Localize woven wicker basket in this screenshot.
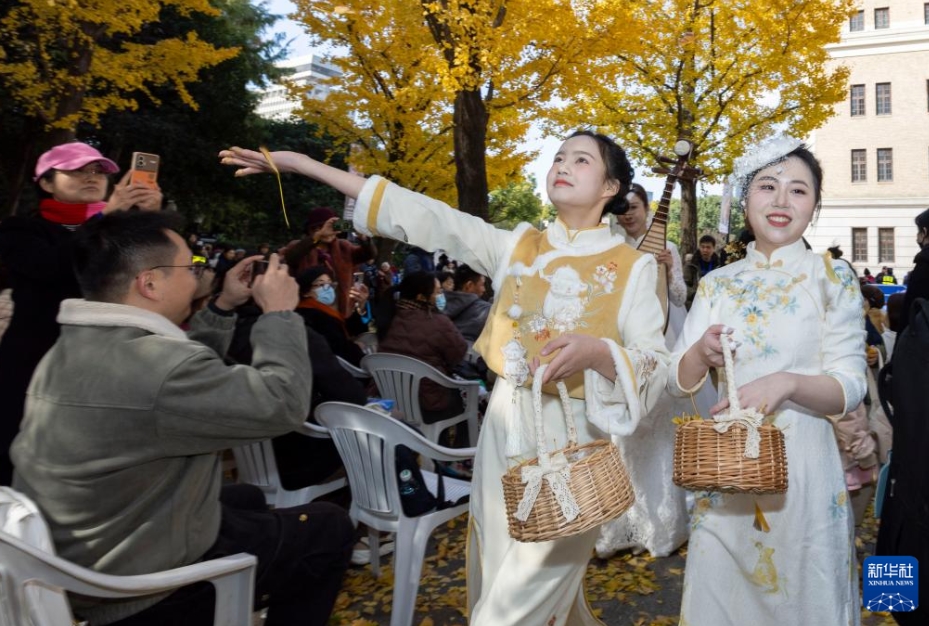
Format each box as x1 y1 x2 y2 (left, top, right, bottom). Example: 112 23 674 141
672 421 788 494
502 365 635 543
671 334 788 495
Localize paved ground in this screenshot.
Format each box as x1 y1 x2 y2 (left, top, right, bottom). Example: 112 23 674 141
327 499 898 626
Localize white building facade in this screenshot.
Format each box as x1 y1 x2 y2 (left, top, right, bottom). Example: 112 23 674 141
254 54 341 121
806 0 929 279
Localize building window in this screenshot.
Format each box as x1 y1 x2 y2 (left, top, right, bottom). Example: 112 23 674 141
850 84 865 116
877 148 893 182
850 10 864 31
925 3 929 25
879 228 895 263
852 228 868 263
876 83 891 115
875 7 889 29
851 149 867 182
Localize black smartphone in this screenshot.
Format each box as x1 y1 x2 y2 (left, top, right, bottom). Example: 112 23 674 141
333 219 353 233
249 259 269 287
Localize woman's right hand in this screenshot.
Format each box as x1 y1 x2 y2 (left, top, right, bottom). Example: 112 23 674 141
251 253 299 313
218 147 309 177
677 324 736 390
105 171 163 212
692 324 734 369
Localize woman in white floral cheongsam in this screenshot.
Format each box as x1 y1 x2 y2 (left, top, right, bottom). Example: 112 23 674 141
671 135 867 626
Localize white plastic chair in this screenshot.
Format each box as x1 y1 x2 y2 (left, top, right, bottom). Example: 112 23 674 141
231 421 347 509
356 331 379 355
337 356 371 380
361 353 480 448
0 488 256 626
315 402 473 626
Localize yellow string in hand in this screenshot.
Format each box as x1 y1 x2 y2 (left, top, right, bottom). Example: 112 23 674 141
259 147 290 229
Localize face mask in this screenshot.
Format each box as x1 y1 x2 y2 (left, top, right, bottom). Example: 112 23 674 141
434 293 447 311
314 284 336 306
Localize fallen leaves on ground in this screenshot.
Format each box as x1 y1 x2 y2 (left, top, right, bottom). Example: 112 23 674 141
329 500 896 625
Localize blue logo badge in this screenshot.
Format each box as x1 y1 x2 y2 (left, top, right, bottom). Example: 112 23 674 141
863 556 918 612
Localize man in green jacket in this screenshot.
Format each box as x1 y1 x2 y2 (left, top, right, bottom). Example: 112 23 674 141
11 210 353 626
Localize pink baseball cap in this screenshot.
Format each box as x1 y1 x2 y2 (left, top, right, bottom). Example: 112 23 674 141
34 142 120 181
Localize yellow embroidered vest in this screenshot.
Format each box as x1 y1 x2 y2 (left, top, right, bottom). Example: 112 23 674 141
475 227 642 399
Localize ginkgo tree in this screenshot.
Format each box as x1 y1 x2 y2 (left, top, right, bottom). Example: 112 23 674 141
556 0 854 257
0 0 238 141
292 0 640 219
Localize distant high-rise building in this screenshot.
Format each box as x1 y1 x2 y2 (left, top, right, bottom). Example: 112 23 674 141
255 54 341 121
806 1 929 276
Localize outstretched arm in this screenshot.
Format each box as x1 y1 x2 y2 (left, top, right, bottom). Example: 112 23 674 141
219 148 366 199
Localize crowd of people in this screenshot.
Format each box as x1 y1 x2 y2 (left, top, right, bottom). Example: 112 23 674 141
0 131 925 626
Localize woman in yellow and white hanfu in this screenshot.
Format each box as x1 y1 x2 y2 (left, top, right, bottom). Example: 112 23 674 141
220 131 669 626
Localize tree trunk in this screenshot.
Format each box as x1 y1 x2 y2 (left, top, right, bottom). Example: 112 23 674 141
679 177 698 261
1 117 46 217
452 89 489 221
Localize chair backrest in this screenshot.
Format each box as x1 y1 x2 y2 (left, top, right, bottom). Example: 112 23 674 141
0 488 77 625
337 356 371 380
0 487 54 553
362 353 452 429
231 423 344 509
315 402 407 529
231 440 283 498
356 332 379 355
0 489 257 626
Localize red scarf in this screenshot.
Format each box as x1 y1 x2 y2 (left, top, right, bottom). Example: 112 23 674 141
38 198 106 225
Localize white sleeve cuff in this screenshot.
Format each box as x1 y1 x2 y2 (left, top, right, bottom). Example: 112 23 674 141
584 338 647 437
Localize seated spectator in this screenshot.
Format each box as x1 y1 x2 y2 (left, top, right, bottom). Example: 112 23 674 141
11 210 352 626
228 304 366 490
295 267 368 366
376 271 468 425
283 207 377 318
443 264 491 342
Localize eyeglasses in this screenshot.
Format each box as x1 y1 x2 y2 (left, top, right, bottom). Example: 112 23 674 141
58 165 109 178
149 264 210 278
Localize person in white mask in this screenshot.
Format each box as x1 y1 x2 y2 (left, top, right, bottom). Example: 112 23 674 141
295 266 368 366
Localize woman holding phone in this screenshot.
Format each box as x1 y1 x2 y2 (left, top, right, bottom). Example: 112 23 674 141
295 266 368 366
0 142 162 485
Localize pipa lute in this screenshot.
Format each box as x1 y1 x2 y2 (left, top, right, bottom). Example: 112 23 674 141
639 139 701 329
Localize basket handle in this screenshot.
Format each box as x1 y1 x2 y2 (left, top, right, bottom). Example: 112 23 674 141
720 332 741 412
531 364 577 467
714 332 765 459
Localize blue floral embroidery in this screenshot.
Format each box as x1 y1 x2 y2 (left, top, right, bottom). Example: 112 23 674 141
830 490 848 520
691 491 723 530
703 272 806 358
